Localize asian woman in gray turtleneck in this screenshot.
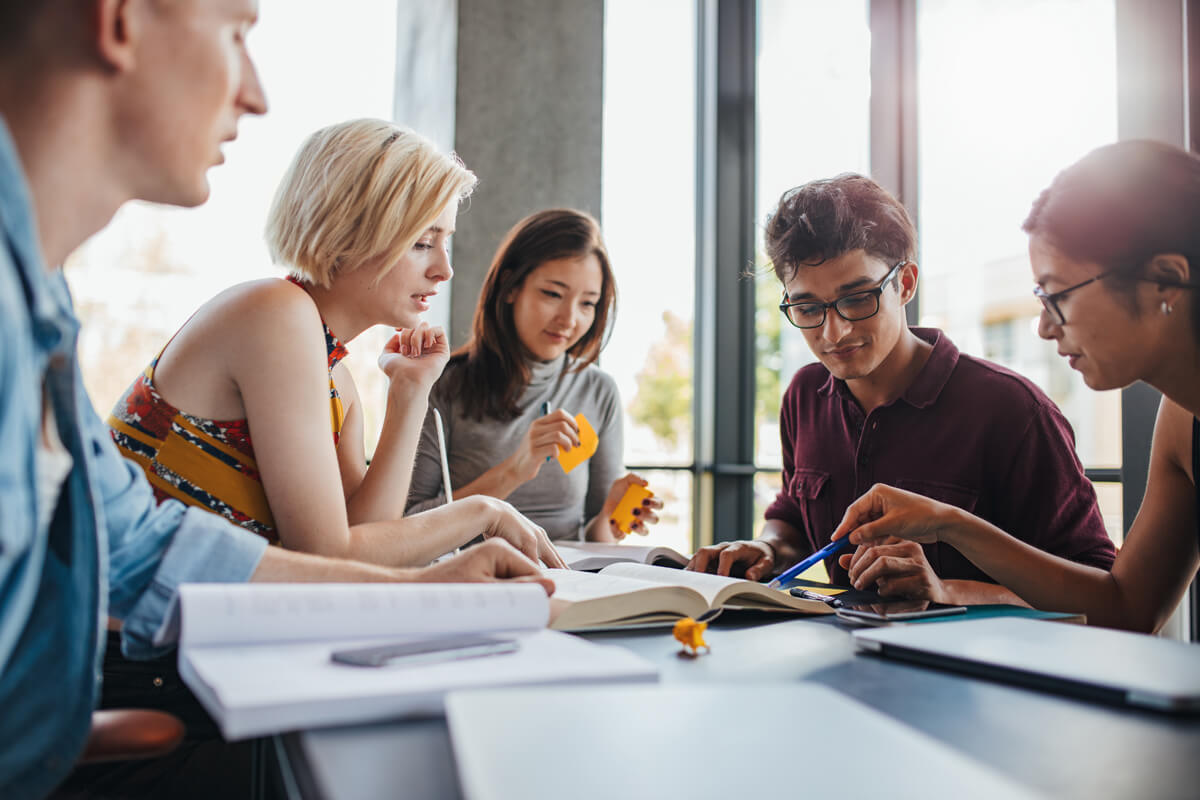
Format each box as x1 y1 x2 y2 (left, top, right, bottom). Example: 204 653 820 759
406 209 662 542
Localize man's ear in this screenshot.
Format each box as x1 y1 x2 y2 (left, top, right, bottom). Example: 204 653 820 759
898 261 920 304
93 0 139 72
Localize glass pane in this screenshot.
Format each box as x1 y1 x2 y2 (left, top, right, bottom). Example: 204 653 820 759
630 470 694 558
1093 481 1125 548
754 0 871 468
916 0 1120 469
68 0 401 457
602 0 696 468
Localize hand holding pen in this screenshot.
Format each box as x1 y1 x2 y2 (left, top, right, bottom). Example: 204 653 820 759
766 537 854 589
504 401 580 484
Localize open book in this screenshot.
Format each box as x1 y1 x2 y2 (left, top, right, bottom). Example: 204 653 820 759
175 583 658 740
554 541 690 570
546 563 835 631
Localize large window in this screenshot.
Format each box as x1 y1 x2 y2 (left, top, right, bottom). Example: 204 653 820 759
915 0 1123 541
602 0 1151 560
754 0 871 534
602 0 697 556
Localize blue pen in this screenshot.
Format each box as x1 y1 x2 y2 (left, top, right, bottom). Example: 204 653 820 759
766 537 853 590
539 401 552 462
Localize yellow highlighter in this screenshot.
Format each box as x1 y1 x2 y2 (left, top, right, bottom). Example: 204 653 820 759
556 413 598 474
609 484 654 535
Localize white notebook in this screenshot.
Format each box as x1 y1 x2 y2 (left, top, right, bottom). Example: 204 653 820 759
174 582 658 740
447 684 1037 799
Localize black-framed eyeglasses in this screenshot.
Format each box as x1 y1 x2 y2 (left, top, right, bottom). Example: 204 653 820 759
1032 269 1120 326
779 260 907 329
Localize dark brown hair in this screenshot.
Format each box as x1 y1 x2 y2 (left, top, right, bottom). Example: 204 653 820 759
764 173 916 283
1023 139 1200 341
448 208 616 421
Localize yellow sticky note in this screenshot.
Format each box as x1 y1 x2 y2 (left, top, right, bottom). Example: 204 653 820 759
556 414 598 474
609 484 653 535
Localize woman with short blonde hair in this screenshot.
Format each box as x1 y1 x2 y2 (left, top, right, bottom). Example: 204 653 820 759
108 118 564 567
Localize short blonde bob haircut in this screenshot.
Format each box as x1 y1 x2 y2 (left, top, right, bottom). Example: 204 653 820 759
266 119 477 287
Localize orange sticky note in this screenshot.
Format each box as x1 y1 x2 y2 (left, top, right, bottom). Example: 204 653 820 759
609 484 653 535
556 413 598 474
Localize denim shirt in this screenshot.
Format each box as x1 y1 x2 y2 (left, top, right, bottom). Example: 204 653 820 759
0 118 268 799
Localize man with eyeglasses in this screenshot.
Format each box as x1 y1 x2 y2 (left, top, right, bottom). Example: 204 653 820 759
688 173 1116 604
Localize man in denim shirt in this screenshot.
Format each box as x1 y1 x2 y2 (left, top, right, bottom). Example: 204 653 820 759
0 3 551 797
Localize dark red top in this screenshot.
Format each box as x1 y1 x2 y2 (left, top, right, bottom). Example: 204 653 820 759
765 327 1117 586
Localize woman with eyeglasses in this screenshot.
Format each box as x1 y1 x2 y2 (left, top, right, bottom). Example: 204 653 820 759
406 208 663 543
833 140 1200 633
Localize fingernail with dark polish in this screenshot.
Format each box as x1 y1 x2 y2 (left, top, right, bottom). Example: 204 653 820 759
632 508 641 516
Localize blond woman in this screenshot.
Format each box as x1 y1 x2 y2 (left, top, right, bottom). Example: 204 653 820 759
108 119 565 568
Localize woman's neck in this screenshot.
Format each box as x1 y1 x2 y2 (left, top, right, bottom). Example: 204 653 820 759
300 280 372 344
1143 335 1200 418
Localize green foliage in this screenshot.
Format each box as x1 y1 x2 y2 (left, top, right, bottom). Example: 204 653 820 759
754 273 783 427
628 274 784 452
628 311 692 449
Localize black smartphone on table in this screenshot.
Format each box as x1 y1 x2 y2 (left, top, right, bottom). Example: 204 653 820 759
833 599 967 624
330 634 519 668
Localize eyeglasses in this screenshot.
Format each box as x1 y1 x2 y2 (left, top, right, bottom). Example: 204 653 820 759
779 261 907 329
1035 267 1199 326
1032 270 1120 326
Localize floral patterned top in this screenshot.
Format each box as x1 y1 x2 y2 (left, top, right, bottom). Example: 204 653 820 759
106 280 347 542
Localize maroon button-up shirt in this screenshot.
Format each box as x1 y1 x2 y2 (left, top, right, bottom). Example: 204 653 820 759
765 327 1116 586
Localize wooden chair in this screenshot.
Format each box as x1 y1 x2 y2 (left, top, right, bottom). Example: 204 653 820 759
78 709 185 764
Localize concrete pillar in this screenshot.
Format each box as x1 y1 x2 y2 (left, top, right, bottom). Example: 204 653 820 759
450 0 604 344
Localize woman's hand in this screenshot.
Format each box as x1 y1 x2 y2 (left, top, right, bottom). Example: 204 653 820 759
415 538 556 595
476 496 568 569
597 473 662 540
831 483 959 548
505 409 580 484
378 322 450 394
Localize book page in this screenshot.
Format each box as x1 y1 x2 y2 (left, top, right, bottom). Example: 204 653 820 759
543 568 694 602
178 583 550 648
597 564 832 614
542 569 708 629
598 563 751 606
555 542 689 570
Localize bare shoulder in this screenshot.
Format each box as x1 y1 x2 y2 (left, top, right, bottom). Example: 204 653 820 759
1153 397 1194 485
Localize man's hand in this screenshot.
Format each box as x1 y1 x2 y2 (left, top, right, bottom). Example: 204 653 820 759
838 537 949 602
416 539 555 595
686 540 776 581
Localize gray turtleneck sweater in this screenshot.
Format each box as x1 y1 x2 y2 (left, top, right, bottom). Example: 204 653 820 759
405 354 624 541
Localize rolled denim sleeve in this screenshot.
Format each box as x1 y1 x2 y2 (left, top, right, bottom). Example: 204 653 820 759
80 398 267 658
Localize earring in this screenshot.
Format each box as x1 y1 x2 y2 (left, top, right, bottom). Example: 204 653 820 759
1161 301 1173 316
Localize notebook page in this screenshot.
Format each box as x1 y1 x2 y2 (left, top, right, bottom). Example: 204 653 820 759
179 583 550 648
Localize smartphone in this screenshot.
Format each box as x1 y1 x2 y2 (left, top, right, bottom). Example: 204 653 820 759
835 600 967 624
330 634 519 668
